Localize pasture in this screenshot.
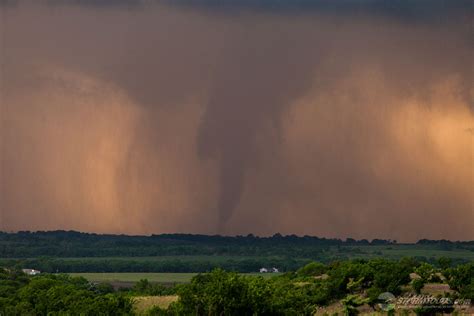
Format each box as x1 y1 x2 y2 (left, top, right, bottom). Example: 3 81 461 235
69 272 281 283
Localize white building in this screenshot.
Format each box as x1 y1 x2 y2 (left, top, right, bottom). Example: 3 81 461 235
22 269 41 276
259 267 268 273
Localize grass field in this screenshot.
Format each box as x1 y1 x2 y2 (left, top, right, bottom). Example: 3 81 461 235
69 272 282 283
133 296 179 312
60 255 276 262
50 245 474 262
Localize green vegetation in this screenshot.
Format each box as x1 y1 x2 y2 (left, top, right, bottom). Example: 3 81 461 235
0 269 133 315
1 259 472 315
445 262 474 299
0 231 472 273
133 296 178 314
158 260 474 315
0 256 310 274
341 295 370 316
0 231 472 314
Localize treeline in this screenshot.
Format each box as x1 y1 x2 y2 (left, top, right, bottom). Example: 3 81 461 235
1 230 473 258
0 257 312 273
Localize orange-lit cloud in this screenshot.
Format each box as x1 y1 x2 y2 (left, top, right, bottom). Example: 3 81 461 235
1 1 472 241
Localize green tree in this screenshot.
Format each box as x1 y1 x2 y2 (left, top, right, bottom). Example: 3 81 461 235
297 262 326 277
412 278 425 294
437 257 452 270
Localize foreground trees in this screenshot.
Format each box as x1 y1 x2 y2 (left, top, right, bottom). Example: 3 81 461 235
164 259 473 315
163 259 414 315
445 263 474 299
0 270 133 315
1 259 472 315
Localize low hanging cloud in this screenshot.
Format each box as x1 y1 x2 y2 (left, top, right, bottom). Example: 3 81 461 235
0 0 472 241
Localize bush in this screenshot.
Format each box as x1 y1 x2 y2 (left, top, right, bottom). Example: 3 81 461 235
0 271 133 315
412 278 425 294
297 262 326 277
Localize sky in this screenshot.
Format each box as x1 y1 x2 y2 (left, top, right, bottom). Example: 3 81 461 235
0 0 472 242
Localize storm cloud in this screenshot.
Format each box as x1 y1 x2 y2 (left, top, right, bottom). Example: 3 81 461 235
0 0 472 241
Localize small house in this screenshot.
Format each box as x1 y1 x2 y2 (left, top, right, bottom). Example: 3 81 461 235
22 269 41 276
